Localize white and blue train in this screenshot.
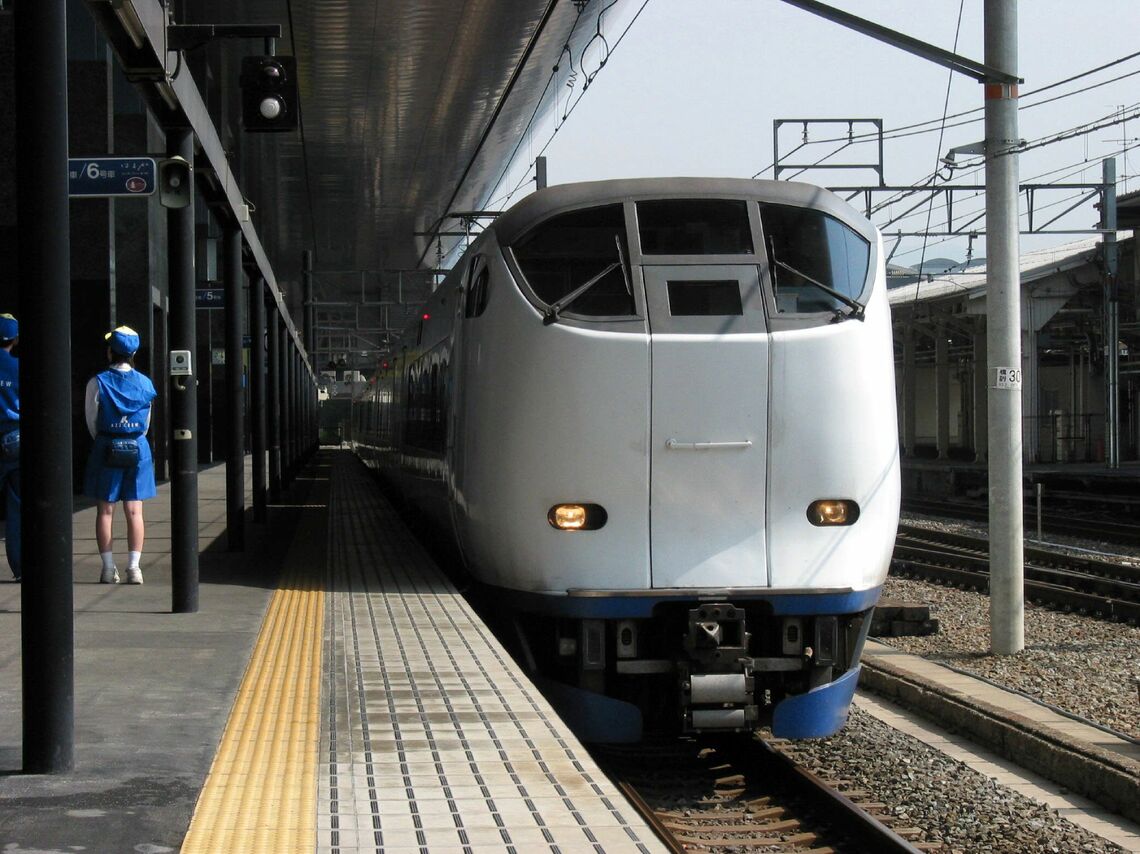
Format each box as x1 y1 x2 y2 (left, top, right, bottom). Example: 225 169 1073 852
352 177 900 742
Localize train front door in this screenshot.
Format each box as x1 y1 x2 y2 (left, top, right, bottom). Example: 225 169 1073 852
643 265 770 588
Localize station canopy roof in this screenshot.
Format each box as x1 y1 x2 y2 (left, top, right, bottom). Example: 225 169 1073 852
178 0 628 362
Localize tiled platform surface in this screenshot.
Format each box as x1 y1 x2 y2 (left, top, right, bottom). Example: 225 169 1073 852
321 455 664 853
0 451 665 852
0 457 287 851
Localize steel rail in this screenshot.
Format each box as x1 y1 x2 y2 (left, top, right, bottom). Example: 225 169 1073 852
893 529 1140 622
754 738 924 854
601 736 924 853
902 497 1140 544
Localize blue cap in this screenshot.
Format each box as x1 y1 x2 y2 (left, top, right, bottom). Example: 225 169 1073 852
105 325 140 356
0 314 17 342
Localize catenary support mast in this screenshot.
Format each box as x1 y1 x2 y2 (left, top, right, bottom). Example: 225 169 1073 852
985 0 1024 655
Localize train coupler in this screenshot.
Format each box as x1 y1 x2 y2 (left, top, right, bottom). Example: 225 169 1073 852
679 603 758 731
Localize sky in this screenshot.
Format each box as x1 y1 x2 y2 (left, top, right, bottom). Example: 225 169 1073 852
487 0 1140 272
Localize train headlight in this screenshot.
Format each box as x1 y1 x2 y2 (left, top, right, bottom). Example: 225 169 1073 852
806 499 859 526
548 503 608 531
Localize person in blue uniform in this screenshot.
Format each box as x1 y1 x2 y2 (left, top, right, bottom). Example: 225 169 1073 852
0 314 20 582
84 326 158 585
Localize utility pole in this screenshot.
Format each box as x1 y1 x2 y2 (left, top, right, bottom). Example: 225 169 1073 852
985 0 1024 655
1101 158 1119 470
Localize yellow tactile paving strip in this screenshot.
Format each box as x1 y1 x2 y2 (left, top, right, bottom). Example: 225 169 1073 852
181 502 327 853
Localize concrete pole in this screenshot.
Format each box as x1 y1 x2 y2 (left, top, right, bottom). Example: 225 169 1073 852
1101 159 1119 469
985 0 1024 655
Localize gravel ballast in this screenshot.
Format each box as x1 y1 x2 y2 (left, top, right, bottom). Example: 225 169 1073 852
780 514 1138 853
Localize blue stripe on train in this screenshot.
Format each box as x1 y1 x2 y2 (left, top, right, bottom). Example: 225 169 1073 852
487 585 884 619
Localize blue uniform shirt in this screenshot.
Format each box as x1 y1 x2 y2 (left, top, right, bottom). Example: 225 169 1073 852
94 369 155 436
0 348 18 433
84 366 158 502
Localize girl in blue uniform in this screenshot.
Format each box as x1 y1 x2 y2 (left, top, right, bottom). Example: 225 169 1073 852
0 313 20 581
84 326 158 584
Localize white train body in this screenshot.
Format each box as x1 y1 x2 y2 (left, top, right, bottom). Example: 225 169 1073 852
355 178 899 740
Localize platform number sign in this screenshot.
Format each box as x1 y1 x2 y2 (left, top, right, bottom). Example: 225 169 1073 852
992 367 1022 389
68 158 157 197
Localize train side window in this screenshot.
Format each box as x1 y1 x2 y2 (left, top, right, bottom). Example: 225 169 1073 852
465 263 490 318
760 204 870 314
510 204 634 317
638 199 753 254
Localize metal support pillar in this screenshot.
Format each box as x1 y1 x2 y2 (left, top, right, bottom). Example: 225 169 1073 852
296 348 305 462
985 0 1023 655
250 276 267 522
168 128 199 614
973 325 988 461
936 327 950 458
267 310 282 502
303 250 315 366
290 345 299 471
16 0 75 774
281 338 293 485
902 328 916 455
223 226 245 550
1102 158 1119 469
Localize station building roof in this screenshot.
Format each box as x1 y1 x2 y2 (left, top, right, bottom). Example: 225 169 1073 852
887 237 1109 307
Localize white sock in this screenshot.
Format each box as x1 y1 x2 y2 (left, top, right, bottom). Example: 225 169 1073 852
128 551 141 570
100 552 116 571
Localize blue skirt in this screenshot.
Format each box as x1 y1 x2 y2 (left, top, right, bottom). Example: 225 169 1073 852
84 435 157 502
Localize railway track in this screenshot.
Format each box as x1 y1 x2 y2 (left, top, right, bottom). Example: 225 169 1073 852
901 497 1140 544
893 523 1140 623
593 736 925 853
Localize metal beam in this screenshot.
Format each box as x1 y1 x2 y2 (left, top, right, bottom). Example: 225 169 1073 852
777 0 1022 84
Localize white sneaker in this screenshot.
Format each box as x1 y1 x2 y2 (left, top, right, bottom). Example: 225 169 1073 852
126 567 143 585
100 566 119 584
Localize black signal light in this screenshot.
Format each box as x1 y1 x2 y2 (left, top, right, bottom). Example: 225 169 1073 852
240 55 298 132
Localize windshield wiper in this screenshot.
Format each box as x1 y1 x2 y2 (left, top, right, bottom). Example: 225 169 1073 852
769 243 865 322
542 235 630 325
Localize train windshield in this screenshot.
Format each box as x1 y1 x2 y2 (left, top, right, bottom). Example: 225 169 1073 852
511 204 635 317
760 204 870 317
637 199 753 254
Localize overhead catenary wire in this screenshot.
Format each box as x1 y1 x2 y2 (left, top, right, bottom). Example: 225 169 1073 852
884 139 1140 257
460 0 653 248
883 139 1140 236
752 49 1140 178
911 0 966 301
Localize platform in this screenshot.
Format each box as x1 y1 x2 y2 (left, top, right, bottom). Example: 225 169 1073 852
860 640 1140 848
0 451 664 852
